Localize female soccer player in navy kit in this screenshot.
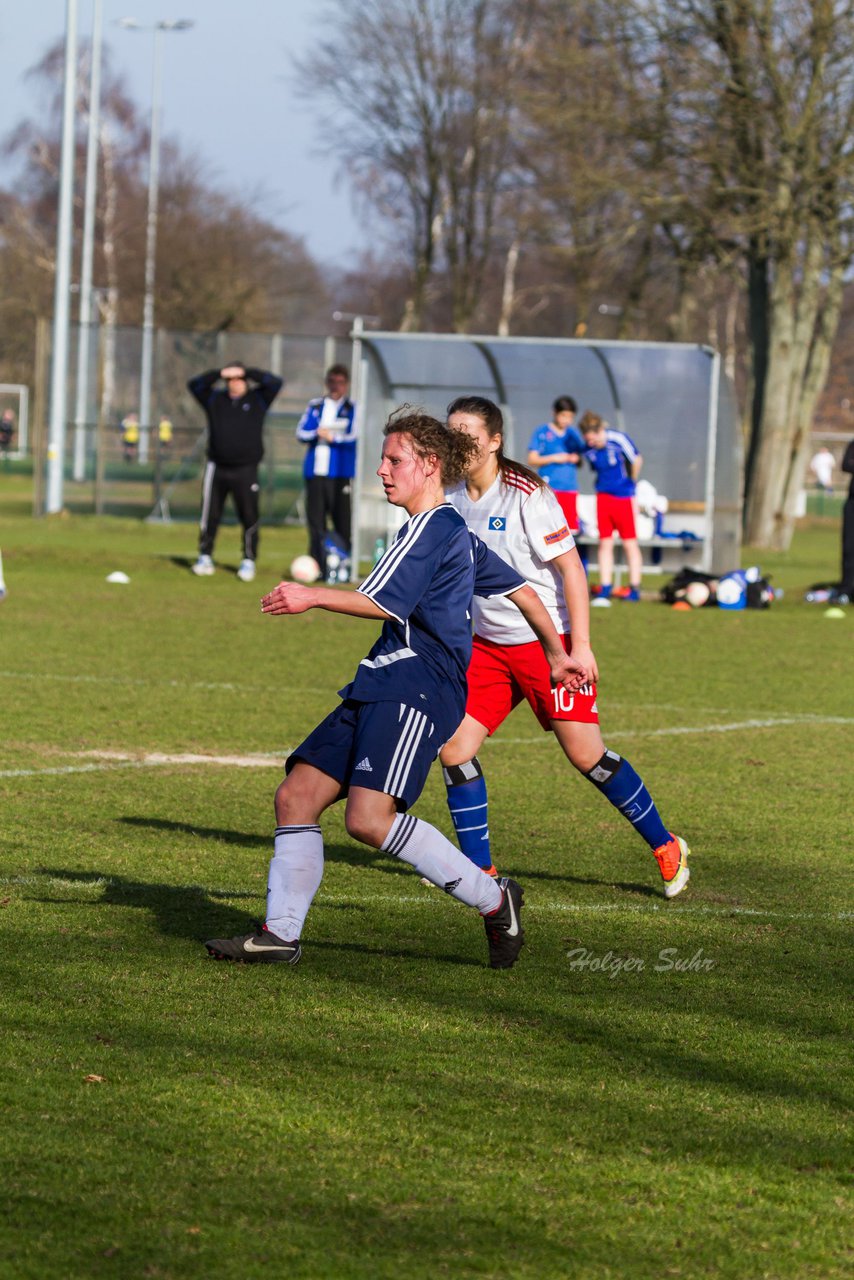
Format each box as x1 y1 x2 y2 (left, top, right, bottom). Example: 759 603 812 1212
440 396 690 898
205 409 586 969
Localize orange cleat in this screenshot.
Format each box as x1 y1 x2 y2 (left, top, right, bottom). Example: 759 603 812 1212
653 835 691 898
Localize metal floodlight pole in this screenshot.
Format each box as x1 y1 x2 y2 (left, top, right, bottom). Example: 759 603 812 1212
120 18 194 464
46 0 80 515
137 23 164 465
72 0 104 483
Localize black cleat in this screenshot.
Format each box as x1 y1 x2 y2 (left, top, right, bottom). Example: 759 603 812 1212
482 877 525 969
205 925 302 965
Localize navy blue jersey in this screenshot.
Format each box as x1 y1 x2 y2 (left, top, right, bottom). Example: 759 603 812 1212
344 504 524 741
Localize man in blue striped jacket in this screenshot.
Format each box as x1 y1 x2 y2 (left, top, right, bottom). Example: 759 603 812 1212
296 364 357 580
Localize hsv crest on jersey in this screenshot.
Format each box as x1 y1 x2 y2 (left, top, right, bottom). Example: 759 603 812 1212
488 516 506 531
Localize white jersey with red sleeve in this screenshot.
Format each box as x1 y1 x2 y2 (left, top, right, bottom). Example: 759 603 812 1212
446 468 577 645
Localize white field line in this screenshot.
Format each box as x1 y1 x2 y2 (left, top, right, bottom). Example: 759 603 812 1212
0 669 331 696
315 894 853 922
1 876 848 921
488 714 854 745
2 714 853 780
84 749 284 767
0 751 286 779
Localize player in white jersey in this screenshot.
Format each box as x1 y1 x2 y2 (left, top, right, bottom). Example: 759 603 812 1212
440 396 691 899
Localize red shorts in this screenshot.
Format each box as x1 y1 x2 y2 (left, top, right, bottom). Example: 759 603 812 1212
465 634 599 734
596 493 637 540
553 490 579 532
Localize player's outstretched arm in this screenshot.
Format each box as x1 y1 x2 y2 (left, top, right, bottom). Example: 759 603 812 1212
508 584 587 691
553 548 599 684
261 582 390 620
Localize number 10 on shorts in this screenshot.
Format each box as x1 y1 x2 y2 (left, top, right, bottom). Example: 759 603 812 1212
552 686 576 715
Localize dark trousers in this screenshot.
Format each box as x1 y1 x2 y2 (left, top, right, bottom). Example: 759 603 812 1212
305 476 352 572
199 461 260 560
842 497 854 595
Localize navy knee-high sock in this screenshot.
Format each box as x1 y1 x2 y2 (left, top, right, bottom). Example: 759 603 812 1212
443 758 493 869
584 749 670 849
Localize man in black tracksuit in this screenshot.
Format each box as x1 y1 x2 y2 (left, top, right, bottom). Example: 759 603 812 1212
188 363 283 581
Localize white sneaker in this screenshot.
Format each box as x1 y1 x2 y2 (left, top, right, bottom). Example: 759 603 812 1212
237 559 256 583
192 555 215 576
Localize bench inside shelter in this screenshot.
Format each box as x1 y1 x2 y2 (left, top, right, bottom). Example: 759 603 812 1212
572 494 706 584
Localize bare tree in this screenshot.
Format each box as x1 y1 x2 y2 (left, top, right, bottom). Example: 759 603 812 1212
0 40 329 392
521 0 853 548
299 0 530 332
693 0 854 547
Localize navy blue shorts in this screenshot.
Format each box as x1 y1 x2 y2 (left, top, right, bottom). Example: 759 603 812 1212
286 698 439 811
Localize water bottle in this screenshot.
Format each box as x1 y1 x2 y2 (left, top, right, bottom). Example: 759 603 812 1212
325 549 341 584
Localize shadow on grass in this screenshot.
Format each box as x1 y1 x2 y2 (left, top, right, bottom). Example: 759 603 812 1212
165 554 197 572
502 865 662 898
163 553 240 576
33 868 479 965
120 815 414 878
35 867 260 942
308 937 482 967
120 815 267 850
120 816 659 895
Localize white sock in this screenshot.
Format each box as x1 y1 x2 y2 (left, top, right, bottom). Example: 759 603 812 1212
266 825 324 940
382 814 502 914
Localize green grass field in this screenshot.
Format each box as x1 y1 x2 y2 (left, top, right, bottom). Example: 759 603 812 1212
0 511 851 1280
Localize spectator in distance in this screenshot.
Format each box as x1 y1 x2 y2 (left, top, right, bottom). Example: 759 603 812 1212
296 364 356 582
809 445 835 493
187 362 283 582
120 412 139 463
840 438 854 603
0 408 15 453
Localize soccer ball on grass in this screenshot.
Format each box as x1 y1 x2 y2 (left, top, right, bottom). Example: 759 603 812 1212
289 554 321 584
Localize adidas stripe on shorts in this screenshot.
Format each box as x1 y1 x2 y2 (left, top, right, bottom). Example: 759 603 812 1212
286 697 438 811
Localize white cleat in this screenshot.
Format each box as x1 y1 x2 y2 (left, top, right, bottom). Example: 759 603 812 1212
237 558 256 583
192 555 215 577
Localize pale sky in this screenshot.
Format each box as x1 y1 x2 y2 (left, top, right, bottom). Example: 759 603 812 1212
0 0 365 267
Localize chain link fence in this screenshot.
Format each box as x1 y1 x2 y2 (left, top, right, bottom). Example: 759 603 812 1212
30 325 351 524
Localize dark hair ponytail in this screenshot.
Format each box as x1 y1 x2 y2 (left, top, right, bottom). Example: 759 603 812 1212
446 395 545 490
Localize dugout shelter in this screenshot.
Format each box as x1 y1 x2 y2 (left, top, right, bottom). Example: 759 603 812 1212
349 333 741 579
